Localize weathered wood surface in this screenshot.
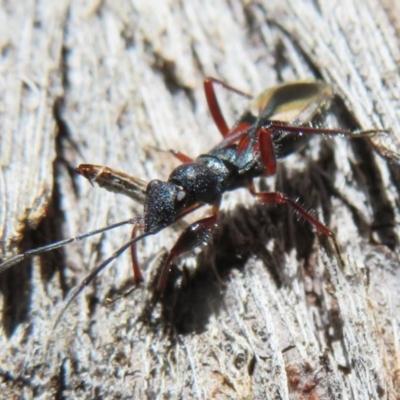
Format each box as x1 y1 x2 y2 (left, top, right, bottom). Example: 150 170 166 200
1 0 400 398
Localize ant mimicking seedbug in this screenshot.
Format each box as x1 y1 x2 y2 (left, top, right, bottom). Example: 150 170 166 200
0 78 381 325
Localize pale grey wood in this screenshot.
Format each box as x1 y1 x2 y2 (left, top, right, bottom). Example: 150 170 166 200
1 0 399 399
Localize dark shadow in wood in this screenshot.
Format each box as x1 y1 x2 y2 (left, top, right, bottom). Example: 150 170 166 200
154 153 340 335
0 98 81 336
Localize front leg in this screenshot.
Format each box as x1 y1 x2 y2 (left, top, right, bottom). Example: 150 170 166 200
156 206 219 293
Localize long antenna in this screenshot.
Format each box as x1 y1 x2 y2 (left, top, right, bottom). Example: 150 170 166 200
0 217 143 273
52 230 154 330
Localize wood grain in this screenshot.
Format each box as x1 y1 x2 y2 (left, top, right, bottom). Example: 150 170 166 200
1 0 399 398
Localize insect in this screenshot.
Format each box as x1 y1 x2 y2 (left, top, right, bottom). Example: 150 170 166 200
0 78 376 322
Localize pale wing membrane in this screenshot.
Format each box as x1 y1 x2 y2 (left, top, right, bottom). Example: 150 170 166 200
252 81 333 124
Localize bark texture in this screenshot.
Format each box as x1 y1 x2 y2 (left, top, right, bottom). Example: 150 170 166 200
1 0 400 399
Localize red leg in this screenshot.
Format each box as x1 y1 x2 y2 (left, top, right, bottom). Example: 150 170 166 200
156 205 219 293
130 223 145 284
258 126 277 176
105 223 145 304
169 149 194 163
248 184 342 260
204 77 253 137
253 122 376 179
234 125 277 177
